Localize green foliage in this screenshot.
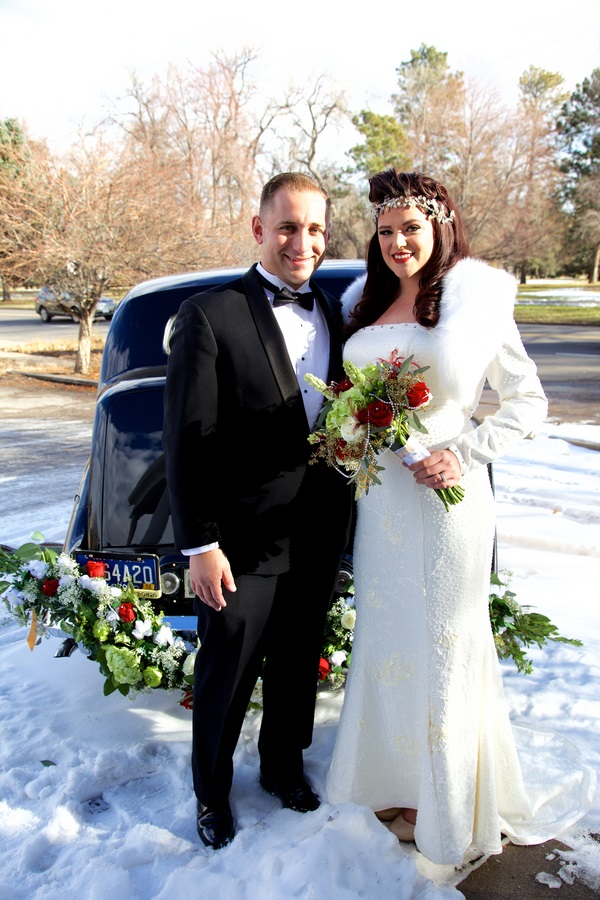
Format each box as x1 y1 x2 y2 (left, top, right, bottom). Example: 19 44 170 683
558 68 600 185
348 111 410 177
489 571 582 675
0 537 57 594
394 44 460 121
519 66 567 111
0 118 27 177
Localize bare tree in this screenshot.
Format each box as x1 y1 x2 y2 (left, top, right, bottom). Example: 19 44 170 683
114 49 284 264
0 131 215 372
446 81 519 257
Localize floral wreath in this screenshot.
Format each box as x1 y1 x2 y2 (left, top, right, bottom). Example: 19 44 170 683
0 537 196 698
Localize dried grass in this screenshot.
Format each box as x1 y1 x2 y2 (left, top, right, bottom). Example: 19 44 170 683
0 337 106 354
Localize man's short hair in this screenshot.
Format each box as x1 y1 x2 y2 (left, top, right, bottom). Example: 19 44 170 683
259 172 329 216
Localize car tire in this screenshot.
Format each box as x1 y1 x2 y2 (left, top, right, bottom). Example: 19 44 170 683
70 308 80 323
38 306 51 322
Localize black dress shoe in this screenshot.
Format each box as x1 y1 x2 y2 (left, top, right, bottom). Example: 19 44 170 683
259 773 320 813
196 802 235 849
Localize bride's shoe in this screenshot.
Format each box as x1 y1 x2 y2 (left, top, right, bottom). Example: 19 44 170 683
375 807 403 822
387 811 416 842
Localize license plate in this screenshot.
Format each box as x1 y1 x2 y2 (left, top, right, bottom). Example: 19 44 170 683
74 551 161 599
184 567 195 598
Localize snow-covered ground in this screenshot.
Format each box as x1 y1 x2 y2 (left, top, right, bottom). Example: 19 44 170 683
1 420 599 898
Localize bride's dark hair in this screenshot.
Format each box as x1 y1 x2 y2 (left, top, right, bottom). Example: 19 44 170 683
345 170 470 337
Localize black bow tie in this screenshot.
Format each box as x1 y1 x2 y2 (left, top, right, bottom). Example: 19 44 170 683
258 273 314 311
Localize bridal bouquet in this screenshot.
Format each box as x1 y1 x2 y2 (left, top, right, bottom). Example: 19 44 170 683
305 351 464 510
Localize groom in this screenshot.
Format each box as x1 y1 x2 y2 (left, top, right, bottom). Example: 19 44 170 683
163 172 352 849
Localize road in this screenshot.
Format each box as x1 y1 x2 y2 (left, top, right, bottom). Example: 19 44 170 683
0 308 113 343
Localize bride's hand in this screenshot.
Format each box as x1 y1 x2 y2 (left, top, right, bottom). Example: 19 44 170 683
407 449 461 490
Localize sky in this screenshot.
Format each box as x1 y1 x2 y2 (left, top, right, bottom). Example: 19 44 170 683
1 0 599 160
1 417 600 896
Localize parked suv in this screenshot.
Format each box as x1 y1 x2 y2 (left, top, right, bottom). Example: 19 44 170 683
35 286 118 322
64 260 364 629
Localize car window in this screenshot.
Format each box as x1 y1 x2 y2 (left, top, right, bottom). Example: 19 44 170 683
101 388 173 548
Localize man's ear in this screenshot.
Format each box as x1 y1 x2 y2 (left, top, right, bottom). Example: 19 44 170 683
251 215 264 245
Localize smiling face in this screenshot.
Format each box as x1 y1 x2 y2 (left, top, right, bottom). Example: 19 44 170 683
377 204 435 283
251 187 329 288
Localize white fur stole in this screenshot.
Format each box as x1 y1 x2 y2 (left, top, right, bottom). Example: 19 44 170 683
340 258 518 407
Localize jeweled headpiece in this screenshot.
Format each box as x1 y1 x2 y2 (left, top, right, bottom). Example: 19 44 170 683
371 194 455 226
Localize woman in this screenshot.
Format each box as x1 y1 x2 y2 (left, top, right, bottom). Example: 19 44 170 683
326 170 594 865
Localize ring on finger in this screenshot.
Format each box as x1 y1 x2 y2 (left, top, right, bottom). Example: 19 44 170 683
439 473 446 485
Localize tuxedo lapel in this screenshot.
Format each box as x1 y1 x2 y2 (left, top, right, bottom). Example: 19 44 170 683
311 280 343 383
242 266 300 406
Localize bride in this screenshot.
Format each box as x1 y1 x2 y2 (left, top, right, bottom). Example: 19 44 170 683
326 169 595 865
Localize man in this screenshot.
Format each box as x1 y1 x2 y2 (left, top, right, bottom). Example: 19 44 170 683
163 172 352 849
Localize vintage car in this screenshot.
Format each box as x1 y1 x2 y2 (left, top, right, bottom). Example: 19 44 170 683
63 260 364 631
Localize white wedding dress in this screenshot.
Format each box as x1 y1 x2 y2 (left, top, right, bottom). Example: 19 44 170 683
326 320 595 866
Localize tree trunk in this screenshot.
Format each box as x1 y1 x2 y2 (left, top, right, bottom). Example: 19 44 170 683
74 310 94 374
1 277 10 302
519 260 528 285
590 242 600 284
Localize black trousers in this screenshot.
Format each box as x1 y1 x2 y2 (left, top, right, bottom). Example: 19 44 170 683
191 549 342 808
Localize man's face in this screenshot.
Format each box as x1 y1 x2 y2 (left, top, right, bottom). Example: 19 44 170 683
251 188 329 288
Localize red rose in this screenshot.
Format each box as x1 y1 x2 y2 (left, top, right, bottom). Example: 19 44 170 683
406 382 431 409
180 690 194 710
318 658 331 681
356 400 394 428
117 602 136 623
42 579 59 597
332 376 354 394
335 438 348 461
85 560 107 578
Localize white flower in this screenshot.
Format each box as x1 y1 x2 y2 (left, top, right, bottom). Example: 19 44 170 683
56 554 79 577
132 618 153 640
182 651 197 676
341 610 356 630
339 416 365 443
330 650 347 666
58 582 83 608
2 588 24 610
79 574 100 593
105 606 119 622
153 625 174 647
58 574 76 588
26 559 48 579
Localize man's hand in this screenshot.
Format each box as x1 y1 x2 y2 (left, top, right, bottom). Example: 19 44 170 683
189 550 237 611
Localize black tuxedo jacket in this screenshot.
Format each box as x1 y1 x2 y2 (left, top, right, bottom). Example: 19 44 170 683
163 264 352 577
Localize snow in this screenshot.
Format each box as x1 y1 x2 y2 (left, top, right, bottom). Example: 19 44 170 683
1 421 600 898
